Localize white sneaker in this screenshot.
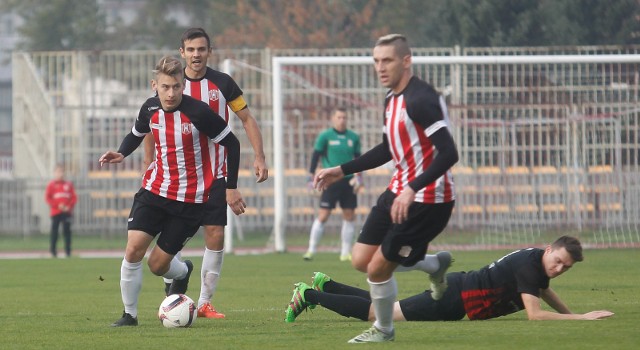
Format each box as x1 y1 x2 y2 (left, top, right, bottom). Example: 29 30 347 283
429 251 453 300
347 326 395 343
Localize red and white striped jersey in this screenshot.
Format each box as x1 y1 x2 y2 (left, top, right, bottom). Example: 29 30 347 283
183 67 245 180
133 95 231 203
384 77 455 204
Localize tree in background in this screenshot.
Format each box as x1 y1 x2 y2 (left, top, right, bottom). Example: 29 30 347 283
209 0 380 48
1 0 107 51
2 0 640 51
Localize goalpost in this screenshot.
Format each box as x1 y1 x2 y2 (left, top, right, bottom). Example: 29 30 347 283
272 54 640 252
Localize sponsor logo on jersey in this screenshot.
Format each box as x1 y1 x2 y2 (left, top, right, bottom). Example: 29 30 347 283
150 123 164 130
329 140 340 146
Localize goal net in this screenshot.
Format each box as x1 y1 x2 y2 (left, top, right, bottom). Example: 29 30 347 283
261 54 640 252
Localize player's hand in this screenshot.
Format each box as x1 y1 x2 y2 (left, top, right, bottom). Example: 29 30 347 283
349 174 364 194
254 156 269 183
226 189 247 215
314 166 344 191
391 187 416 224
99 151 124 166
582 310 614 320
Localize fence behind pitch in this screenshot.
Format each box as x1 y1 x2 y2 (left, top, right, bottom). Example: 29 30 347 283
6 46 640 249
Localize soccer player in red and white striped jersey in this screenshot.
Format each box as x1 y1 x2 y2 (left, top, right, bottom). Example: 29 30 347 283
314 34 459 343
100 56 245 327
146 28 268 319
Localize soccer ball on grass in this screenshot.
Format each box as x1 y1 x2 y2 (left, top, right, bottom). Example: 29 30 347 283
158 294 197 328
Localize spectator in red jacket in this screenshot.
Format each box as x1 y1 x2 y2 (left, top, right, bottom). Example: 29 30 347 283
45 164 77 257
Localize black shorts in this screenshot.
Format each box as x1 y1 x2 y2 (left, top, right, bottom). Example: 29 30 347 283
201 179 227 226
358 189 454 266
319 177 357 210
399 272 466 321
127 189 204 255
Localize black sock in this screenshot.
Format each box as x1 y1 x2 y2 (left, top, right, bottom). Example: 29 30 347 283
323 280 371 300
304 289 370 321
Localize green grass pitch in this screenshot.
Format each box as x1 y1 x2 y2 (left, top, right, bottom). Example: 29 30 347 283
1 249 638 349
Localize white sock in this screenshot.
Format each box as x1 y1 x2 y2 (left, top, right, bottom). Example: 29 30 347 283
120 258 143 318
307 219 324 254
340 220 355 256
394 254 440 274
163 251 181 284
162 256 188 280
198 248 224 308
369 277 397 334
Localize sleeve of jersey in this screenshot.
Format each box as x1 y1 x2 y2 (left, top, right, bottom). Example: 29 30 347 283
188 105 239 189
118 102 152 157
132 99 154 136
515 265 543 297
228 96 247 113
405 96 459 192
189 105 232 142
117 132 144 158
313 131 327 152
309 150 322 174
218 132 240 189
221 74 246 112
340 139 392 175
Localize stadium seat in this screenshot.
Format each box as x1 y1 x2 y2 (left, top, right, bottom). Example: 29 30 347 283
460 205 483 214
588 165 613 174
88 170 113 179
451 165 474 175
541 203 566 213
115 170 142 179
289 207 315 215
487 204 510 214
514 204 538 213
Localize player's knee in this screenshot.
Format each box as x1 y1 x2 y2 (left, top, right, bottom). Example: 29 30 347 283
147 259 168 276
352 258 368 273
124 246 146 263
204 225 225 249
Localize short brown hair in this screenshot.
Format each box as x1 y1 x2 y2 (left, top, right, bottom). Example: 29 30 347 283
153 56 183 79
552 236 584 262
375 34 411 58
334 107 347 114
181 27 211 49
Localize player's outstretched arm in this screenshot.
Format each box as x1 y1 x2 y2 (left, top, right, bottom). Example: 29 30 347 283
100 131 144 167
539 287 571 314
522 293 614 320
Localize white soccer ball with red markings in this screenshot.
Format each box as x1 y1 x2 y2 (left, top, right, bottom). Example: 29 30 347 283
158 294 197 328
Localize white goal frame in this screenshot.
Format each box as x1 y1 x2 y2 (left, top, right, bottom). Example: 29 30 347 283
271 54 640 252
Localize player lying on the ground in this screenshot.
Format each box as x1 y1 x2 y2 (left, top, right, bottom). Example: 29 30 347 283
285 236 614 322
